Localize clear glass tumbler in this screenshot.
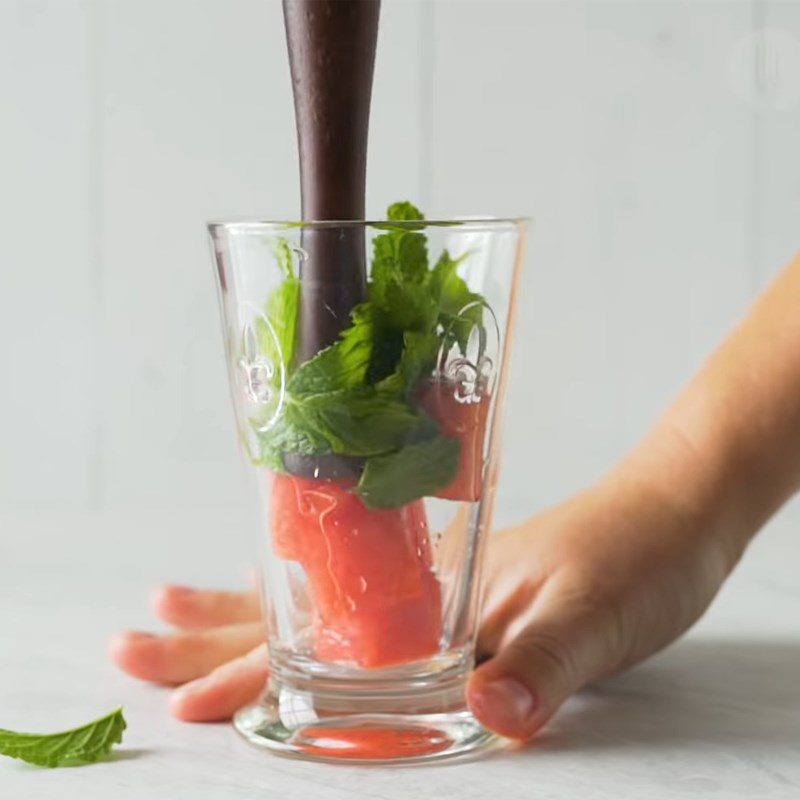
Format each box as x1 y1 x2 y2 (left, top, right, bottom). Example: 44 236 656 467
208 213 526 763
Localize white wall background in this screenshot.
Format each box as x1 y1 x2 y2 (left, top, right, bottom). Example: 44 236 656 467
0 0 798 524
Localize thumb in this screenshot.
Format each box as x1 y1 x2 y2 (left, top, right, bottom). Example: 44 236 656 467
467 577 622 740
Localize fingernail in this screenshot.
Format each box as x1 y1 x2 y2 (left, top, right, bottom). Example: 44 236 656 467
108 631 158 670
172 675 207 699
469 677 537 738
124 630 157 642
168 585 196 596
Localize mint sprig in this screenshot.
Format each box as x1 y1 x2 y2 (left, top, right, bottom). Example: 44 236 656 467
0 707 126 768
253 202 488 507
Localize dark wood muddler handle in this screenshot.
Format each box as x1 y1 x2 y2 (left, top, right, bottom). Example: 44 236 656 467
282 0 380 480
283 0 380 362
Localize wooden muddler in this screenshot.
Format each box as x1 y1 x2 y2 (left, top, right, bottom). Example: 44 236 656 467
282 0 380 479
283 0 380 361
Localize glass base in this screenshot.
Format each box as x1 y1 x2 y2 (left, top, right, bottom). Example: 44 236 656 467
233 673 500 764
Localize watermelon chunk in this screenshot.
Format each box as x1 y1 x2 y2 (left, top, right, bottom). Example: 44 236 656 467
417 379 490 502
270 474 442 668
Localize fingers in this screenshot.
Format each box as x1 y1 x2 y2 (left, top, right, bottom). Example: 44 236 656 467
109 622 265 685
467 571 624 740
170 644 269 722
150 585 261 629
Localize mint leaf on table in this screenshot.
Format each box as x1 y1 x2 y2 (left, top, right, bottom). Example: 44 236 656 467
0 707 126 768
356 436 461 509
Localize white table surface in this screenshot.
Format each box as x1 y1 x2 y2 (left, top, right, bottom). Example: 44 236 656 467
1 503 799 799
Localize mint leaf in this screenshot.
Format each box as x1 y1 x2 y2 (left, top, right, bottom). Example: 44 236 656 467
258 277 299 372
0 707 126 768
373 278 438 332
371 228 429 287
254 409 331 470
375 331 439 397
370 203 429 306
430 250 483 352
429 249 468 300
256 236 300 375
273 236 295 279
365 316 404 384
293 388 432 457
399 330 440 393
288 304 374 395
356 436 461 509
387 201 424 222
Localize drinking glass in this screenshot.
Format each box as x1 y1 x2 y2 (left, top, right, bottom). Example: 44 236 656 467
208 216 526 763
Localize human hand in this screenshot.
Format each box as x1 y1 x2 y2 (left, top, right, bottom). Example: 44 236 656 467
465 463 738 739
112 253 800 738
110 458 738 738
110 583 268 722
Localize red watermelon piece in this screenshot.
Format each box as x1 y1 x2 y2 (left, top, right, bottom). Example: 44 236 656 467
270 474 442 668
417 379 490 502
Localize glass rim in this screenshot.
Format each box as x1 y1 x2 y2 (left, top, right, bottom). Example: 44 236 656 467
207 216 530 236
